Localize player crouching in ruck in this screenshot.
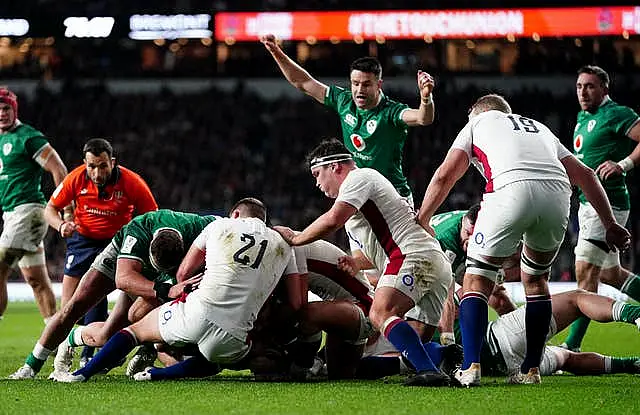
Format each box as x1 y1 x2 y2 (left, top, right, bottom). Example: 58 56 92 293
274 139 453 387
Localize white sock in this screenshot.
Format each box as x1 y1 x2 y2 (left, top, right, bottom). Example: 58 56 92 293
32 343 53 361
603 356 612 373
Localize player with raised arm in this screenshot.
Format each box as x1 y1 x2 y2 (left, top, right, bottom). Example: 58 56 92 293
56 198 301 383
562 65 640 352
417 94 630 386
261 34 434 206
274 139 453 387
8 210 213 379
0 87 68 322
48 138 157 371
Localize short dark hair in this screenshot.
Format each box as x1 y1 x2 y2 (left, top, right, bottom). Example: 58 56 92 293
149 228 184 272
306 138 351 166
577 65 610 88
230 197 267 222
83 138 113 158
469 94 512 116
465 203 481 225
350 57 382 79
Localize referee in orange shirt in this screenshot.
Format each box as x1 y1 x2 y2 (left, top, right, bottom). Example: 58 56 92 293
45 138 158 369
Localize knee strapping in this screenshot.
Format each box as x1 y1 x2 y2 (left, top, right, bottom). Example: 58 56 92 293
465 257 501 282
520 252 555 276
18 250 46 268
574 238 611 266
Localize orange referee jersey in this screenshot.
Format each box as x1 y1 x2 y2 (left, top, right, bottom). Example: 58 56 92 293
50 165 158 240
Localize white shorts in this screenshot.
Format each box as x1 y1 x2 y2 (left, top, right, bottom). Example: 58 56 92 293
575 203 630 268
377 251 452 326
362 334 397 358
90 241 118 280
0 203 47 252
489 306 559 375
158 297 250 364
468 180 571 259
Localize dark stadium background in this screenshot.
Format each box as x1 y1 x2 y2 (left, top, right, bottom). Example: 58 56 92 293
1 0 638 282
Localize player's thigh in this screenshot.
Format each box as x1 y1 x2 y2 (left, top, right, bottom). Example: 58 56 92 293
130 307 163 344
66 268 115 316
523 181 571 254
467 187 529 259
0 204 47 255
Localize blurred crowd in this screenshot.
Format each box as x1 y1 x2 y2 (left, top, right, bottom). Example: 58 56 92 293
7 76 637 282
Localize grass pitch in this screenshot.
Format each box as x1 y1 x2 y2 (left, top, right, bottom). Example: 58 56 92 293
0 302 639 415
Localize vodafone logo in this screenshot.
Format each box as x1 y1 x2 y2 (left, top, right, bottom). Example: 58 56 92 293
350 134 366 151
574 134 583 152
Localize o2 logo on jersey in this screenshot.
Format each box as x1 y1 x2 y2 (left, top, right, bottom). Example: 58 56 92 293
161 309 172 325
366 119 378 134
587 119 597 132
574 134 583 152
402 274 414 289
474 232 484 245
350 134 366 151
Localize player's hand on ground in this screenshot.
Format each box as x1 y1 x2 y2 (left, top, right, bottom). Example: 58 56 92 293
417 70 435 100
260 34 279 53
59 221 77 238
169 274 203 299
337 255 359 277
595 160 624 180
273 226 296 245
605 222 631 252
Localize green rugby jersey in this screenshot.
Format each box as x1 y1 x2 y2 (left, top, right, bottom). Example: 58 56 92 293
430 210 467 277
324 85 411 197
114 209 217 282
573 98 639 209
0 123 49 211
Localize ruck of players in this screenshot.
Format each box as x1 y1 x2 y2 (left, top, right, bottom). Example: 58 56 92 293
3 55 640 388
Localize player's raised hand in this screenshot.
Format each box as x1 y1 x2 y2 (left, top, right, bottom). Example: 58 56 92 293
260 34 279 53
417 70 435 100
595 160 624 181
605 222 631 252
273 225 296 245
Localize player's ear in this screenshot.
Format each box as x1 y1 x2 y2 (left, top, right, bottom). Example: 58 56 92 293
377 79 383 89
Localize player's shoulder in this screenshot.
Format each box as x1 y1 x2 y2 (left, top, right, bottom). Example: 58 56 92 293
604 99 638 117
14 122 45 138
380 93 408 109
67 165 87 180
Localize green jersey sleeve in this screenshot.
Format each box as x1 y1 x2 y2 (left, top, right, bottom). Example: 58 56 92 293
24 135 49 158
611 105 640 137
324 85 350 112
385 101 409 129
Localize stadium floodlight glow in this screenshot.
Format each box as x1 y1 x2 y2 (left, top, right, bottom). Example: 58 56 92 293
64 17 115 38
129 14 212 40
0 19 29 36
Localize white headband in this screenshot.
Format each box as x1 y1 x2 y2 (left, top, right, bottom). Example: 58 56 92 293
309 153 353 168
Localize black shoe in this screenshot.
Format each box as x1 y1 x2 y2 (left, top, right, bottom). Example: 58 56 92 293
439 343 464 377
404 370 450 387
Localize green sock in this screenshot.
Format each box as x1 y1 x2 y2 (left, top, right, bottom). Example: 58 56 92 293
621 274 640 302
612 302 640 324
25 353 46 372
564 316 591 350
610 357 640 374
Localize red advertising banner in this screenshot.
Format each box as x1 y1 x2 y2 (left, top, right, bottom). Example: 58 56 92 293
215 7 640 41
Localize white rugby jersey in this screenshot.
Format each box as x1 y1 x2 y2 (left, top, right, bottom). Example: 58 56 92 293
451 110 572 193
336 168 442 275
190 217 297 341
294 240 374 311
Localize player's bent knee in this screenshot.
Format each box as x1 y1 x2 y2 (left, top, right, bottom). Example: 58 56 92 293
17 250 46 268
465 257 501 282
520 251 555 276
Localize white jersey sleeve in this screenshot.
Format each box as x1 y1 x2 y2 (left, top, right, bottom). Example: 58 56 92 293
336 169 373 209
193 222 215 250
450 122 473 162
283 250 299 276
555 138 573 160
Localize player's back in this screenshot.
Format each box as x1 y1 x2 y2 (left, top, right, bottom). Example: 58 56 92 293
296 240 374 310
193 217 295 340
462 110 570 191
